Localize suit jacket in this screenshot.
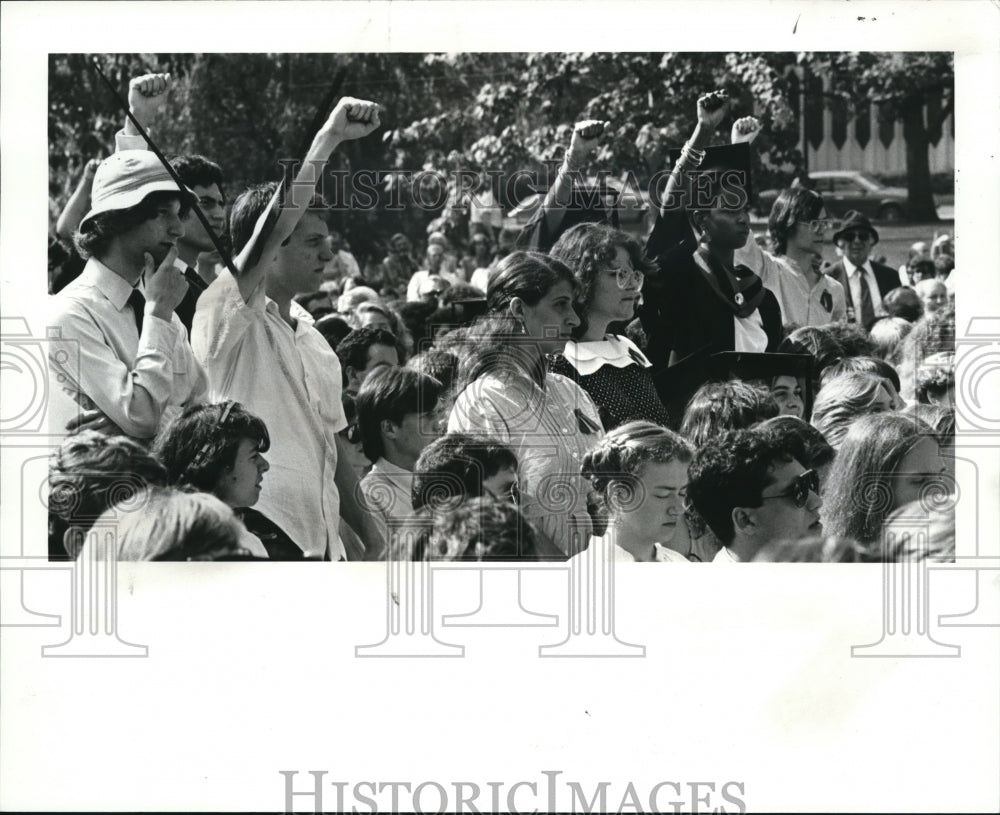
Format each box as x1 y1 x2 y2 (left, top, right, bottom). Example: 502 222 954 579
827 258 901 303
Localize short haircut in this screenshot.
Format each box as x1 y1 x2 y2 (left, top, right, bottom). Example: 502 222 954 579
820 355 902 396
821 412 936 549
49 430 168 532
355 366 443 462
169 154 225 196
767 187 826 255
549 222 655 339
407 349 460 395
412 433 519 510
75 190 191 259
679 380 780 449
811 372 894 447
335 326 399 374
882 287 924 323
425 497 539 561
83 487 243 561
687 428 796 544
757 415 836 472
869 317 915 360
582 420 693 514
228 181 326 256
152 401 270 493
823 322 876 359
910 259 937 282
778 325 844 377
313 313 353 351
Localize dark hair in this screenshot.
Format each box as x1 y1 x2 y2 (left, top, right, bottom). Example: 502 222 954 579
49 430 168 532
75 190 191 259
911 259 937 283
933 254 954 278
767 187 826 255
228 181 327 256
679 381 779 449
411 433 518 510
821 413 936 548
687 428 796 544
439 282 486 305
335 326 399 374
757 415 835 472
549 222 655 339
778 325 844 379
408 349 459 395
425 497 538 561
882 287 924 323
169 154 225 197
486 250 577 314
824 322 876 359
820 355 901 396
355 367 443 462
152 401 270 494
395 299 439 350
314 314 353 350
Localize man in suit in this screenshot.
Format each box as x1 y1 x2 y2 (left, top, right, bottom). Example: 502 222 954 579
826 211 901 330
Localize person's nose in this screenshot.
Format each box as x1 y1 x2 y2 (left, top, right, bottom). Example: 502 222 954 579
565 307 581 329
319 242 334 263
258 454 270 474
807 490 822 513
167 213 184 239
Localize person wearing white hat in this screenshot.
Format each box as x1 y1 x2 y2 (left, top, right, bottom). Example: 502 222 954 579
48 149 208 441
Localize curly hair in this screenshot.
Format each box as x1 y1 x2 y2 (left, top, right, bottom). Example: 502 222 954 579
679 381 779 449
49 430 168 531
74 190 191 260
810 372 892 447
821 412 936 549
424 496 539 561
686 428 795 544
549 222 655 339
152 401 270 494
412 433 518 511
757 415 835 473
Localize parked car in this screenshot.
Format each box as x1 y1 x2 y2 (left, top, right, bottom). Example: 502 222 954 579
756 170 918 222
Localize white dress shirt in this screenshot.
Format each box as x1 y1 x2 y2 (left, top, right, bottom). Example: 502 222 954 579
358 457 417 558
713 546 740 563
48 258 208 439
842 257 887 320
191 270 348 560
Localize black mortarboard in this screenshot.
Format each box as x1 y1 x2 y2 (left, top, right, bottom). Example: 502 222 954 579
653 350 814 427
513 182 622 252
665 142 754 212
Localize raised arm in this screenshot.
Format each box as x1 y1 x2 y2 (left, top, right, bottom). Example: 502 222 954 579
55 158 101 241
232 97 381 303
540 120 607 235
121 72 170 142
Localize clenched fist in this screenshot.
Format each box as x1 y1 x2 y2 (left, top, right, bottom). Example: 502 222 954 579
696 91 729 130
565 119 608 170
731 116 762 145
324 97 381 142
128 72 171 128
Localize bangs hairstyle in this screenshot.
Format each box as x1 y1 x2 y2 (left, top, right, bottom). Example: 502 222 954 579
767 187 826 255
152 401 270 492
74 190 192 260
582 420 693 512
228 181 327 256
355 367 443 463
412 433 518 511
549 222 655 338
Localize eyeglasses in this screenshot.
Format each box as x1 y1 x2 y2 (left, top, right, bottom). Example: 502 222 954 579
610 266 644 290
838 230 872 243
806 219 839 235
340 423 362 444
487 481 521 505
760 469 820 509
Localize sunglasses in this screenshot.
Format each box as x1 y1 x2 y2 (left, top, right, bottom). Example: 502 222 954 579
759 469 820 509
340 423 362 444
838 230 873 243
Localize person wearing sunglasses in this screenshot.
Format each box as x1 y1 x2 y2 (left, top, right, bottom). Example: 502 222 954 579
687 426 823 563
547 222 670 431
826 211 901 330
736 174 849 329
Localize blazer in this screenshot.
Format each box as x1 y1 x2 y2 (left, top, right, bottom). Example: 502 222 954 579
826 258 901 302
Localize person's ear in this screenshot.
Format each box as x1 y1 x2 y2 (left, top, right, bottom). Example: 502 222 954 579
732 506 756 535
689 210 708 236
508 296 528 324
380 418 398 440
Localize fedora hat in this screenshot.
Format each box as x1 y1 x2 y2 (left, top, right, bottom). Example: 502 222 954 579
79 151 195 229
832 210 879 245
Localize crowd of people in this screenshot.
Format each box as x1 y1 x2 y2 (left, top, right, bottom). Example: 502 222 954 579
46 76 957 564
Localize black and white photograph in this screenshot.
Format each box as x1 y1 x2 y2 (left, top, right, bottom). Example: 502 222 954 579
1 1 998 812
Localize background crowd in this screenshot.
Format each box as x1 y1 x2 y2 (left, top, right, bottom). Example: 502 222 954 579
46 70 956 564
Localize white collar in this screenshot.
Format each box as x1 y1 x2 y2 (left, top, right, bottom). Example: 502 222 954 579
842 256 872 278
561 335 651 376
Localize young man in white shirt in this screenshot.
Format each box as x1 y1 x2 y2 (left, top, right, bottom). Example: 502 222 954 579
687 427 823 562
356 367 443 560
191 96 381 560
48 150 208 440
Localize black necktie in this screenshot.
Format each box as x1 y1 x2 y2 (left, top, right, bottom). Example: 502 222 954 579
127 287 145 335
858 269 876 329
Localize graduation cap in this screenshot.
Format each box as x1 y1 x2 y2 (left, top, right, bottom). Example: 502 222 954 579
653 350 814 428
665 142 754 212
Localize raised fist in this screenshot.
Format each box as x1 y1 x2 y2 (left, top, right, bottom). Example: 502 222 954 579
696 91 729 129
731 116 762 145
128 72 171 126
566 119 608 169
325 97 381 142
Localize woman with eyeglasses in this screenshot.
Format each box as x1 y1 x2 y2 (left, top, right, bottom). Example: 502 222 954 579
447 251 604 558
546 223 670 430
153 401 304 559
640 91 784 368
578 421 694 562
